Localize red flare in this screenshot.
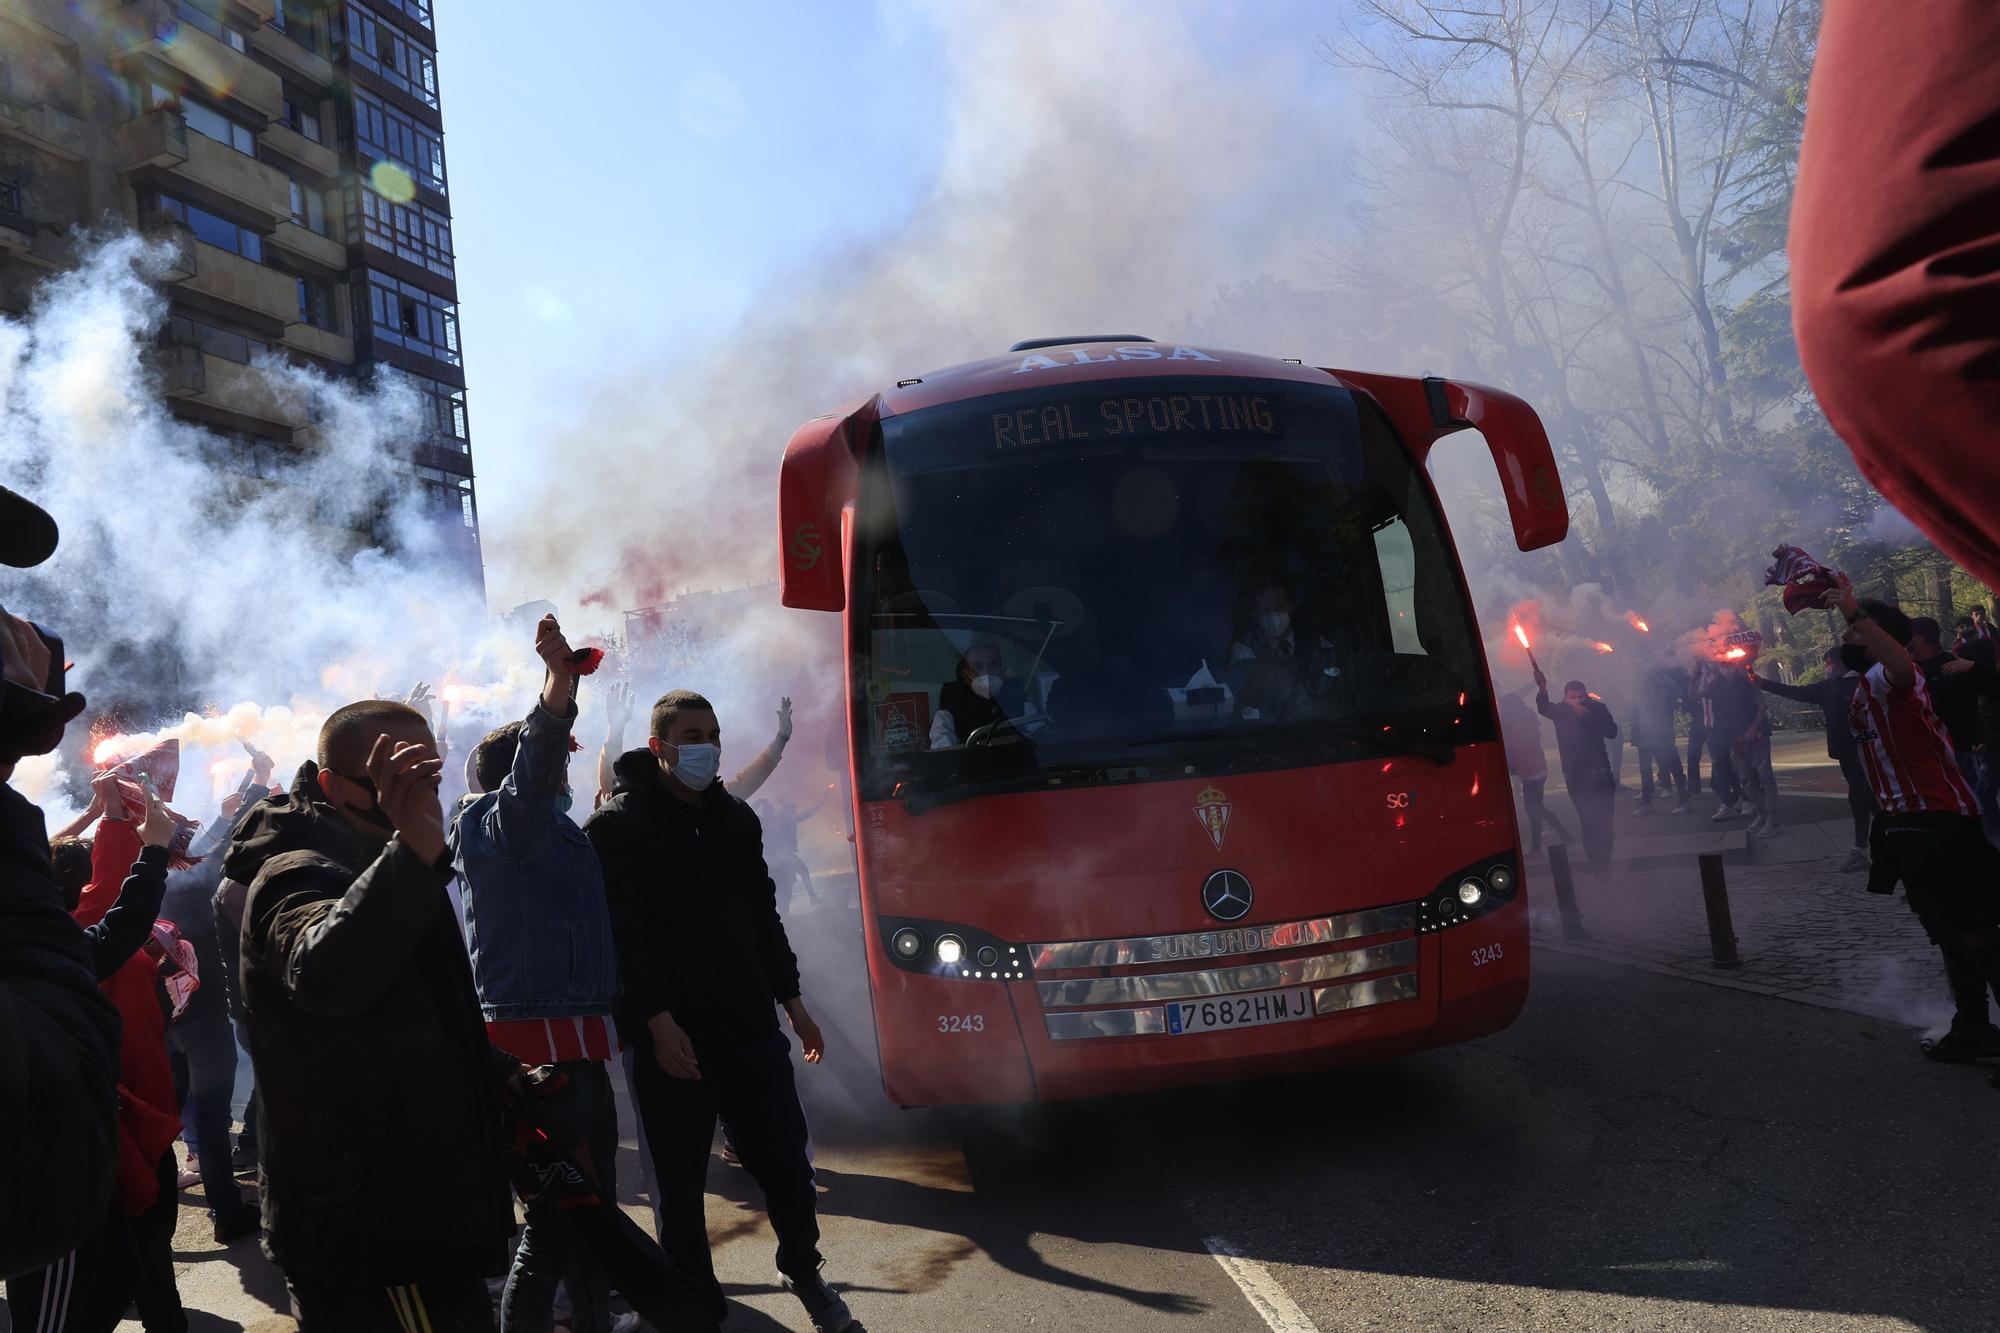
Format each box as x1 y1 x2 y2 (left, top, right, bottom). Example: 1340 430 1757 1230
1512 623 1531 650
1592 642 1616 654
567 646 605 676
1627 613 1651 633
1723 647 1749 660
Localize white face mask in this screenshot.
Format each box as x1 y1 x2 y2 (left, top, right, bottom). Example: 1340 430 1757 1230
970 673 1003 701
668 742 720 791
1259 611 1291 639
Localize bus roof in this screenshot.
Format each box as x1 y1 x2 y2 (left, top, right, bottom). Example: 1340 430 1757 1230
882 339 1346 416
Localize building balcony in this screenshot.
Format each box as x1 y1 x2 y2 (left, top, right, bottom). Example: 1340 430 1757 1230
0 208 69 268
269 219 342 271
0 97 88 160
248 22 332 90
281 320 353 363
261 121 337 178
158 343 307 431
114 1 283 122
231 0 276 24
111 106 190 172
0 0 76 44
179 239 298 327
169 130 292 225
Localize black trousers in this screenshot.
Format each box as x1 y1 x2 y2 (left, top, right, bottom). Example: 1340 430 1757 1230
1517 776 1571 852
1567 769 1617 874
1837 755 1877 849
288 1274 495 1333
5 1212 134 1333
1638 743 1686 803
1873 814 2000 1033
131 1152 186 1333
631 1028 821 1320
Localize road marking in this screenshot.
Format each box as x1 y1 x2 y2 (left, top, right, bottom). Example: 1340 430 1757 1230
1203 1235 1319 1332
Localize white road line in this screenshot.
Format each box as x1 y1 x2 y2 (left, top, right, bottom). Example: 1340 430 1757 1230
1203 1234 1320 1332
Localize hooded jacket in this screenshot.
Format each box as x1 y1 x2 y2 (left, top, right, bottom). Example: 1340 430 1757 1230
226 765 514 1283
585 751 802 1056
0 780 121 1277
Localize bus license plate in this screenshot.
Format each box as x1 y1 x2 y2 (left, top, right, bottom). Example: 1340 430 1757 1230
1167 987 1314 1036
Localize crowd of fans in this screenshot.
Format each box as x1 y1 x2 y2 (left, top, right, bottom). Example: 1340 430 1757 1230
0 487 857 1333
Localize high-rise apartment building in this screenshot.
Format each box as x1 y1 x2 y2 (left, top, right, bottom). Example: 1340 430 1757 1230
0 0 482 587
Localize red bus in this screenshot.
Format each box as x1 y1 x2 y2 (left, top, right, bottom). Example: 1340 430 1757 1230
778 337 1567 1106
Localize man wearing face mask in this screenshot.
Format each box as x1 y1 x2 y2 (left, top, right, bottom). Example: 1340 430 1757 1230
929 641 1028 749
228 698 520 1327
1229 581 1337 720
451 614 621 1333
587 691 857 1332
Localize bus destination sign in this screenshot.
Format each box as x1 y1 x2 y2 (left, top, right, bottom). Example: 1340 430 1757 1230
992 392 1278 450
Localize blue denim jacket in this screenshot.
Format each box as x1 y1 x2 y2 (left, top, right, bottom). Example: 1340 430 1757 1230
450 701 619 1021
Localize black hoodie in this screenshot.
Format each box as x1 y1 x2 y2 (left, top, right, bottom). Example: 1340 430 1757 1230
225 764 514 1284
585 751 802 1056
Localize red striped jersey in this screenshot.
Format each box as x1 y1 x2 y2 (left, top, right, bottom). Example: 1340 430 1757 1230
1847 663 1979 816
486 1013 619 1066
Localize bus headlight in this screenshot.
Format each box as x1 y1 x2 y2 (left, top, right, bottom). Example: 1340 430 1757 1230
880 916 1031 980
1417 854 1521 932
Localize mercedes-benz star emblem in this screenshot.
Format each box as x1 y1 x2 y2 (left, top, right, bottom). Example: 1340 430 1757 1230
1201 870 1253 922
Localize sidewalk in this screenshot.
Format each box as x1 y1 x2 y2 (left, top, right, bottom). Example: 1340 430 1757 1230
1524 831 1955 1037
1525 733 1964 1036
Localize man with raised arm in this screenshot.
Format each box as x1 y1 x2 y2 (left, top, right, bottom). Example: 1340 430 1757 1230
229 698 518 1328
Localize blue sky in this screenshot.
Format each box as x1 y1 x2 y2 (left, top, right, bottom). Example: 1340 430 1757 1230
432 1 1353 614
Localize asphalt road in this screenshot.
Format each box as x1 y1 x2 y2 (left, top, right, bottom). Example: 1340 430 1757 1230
61 913 1996 1333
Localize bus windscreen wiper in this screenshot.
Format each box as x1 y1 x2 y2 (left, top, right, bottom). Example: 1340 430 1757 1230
1127 722 1456 766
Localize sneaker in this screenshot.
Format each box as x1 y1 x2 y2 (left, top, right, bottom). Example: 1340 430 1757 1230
1753 822 1782 839
784 1274 858 1332
719 1142 741 1167
1633 801 1655 816
1710 804 1738 822
177 1157 202 1190
610 1315 649 1333
1840 848 1869 873
211 1208 259 1244
1670 800 1692 815
1734 800 1756 817
1919 1024 2000 1062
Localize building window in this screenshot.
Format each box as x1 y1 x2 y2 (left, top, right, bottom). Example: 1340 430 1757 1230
0 179 20 215
364 269 458 365
343 4 439 109
152 192 263 263
165 313 270 364
350 185 452 278
179 97 256 155
379 0 432 31
351 91 446 195
174 1 248 51
296 276 335 329
281 86 323 144
401 373 468 447
289 179 328 235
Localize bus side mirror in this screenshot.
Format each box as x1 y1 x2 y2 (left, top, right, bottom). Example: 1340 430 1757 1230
1321 369 1569 553
778 398 874 611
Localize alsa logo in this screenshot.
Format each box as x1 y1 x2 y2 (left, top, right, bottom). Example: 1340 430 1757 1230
1014 346 1220 374
1193 785 1232 851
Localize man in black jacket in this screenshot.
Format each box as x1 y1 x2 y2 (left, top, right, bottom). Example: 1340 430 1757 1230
230 698 517 1330
587 690 858 1333
1535 671 1620 875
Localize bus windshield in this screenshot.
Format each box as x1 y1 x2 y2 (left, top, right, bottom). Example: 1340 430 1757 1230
852 376 1493 804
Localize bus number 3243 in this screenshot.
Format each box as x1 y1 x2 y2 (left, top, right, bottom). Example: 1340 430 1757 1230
938 1014 987 1033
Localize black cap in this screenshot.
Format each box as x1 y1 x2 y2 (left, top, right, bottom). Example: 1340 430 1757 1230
0 486 58 568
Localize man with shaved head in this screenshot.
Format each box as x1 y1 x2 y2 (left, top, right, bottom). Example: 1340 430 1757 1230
227 696 518 1329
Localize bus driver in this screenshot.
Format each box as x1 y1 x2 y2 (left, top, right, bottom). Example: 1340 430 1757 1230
929 641 1035 748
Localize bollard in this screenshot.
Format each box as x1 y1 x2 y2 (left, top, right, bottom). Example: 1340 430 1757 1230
1697 852 1740 966
1546 843 1586 941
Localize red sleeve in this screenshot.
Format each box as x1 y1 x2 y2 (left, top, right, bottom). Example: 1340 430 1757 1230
74 818 144 930
1789 2 2000 590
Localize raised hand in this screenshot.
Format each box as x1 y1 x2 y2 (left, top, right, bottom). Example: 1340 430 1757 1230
138 777 176 849
776 696 794 743
604 679 635 739
534 614 576 676
363 733 446 863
